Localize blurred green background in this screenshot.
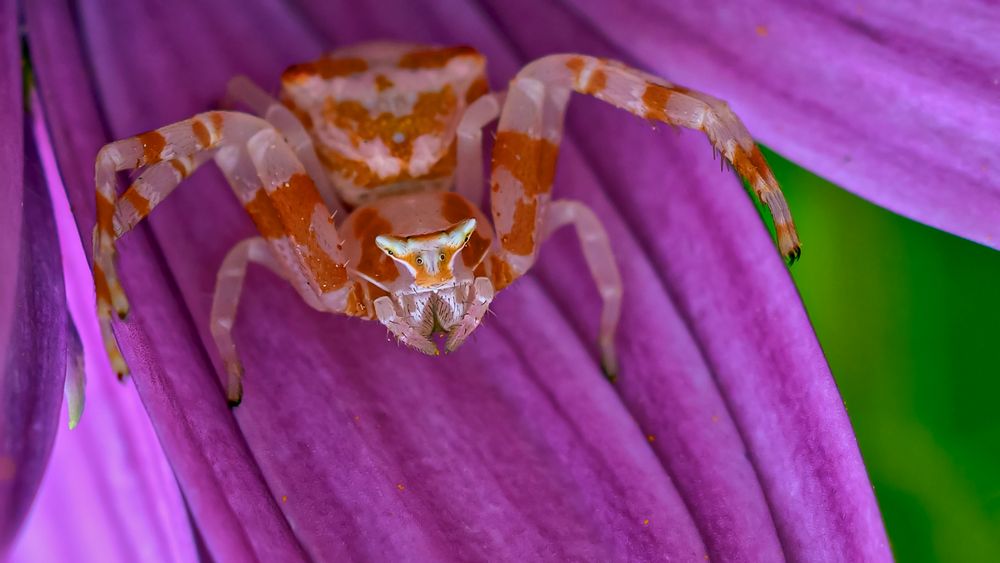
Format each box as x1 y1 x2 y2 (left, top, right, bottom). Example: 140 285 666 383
765 148 1000 561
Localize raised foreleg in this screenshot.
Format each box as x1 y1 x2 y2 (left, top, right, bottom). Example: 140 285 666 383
113 153 213 236
94 111 272 375
245 128 352 312
456 91 506 206
507 54 801 262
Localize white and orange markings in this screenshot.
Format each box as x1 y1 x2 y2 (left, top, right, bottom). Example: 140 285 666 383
279 44 490 206
94 42 801 402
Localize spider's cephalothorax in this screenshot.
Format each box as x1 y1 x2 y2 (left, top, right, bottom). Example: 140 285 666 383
94 41 801 404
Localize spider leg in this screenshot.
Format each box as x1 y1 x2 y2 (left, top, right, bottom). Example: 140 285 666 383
508 54 801 262
213 142 330 312
456 91 505 206
113 153 213 236
542 200 622 380
213 135 374 404
486 73 571 290
225 76 346 220
245 127 352 312
94 111 272 376
209 237 284 404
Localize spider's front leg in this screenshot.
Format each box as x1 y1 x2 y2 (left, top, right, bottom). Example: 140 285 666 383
206 127 356 404
486 78 624 377
487 54 803 378
94 111 268 375
205 128 357 403
456 91 506 206
509 54 801 262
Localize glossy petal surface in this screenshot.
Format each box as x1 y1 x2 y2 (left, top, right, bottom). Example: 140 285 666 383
27 0 889 560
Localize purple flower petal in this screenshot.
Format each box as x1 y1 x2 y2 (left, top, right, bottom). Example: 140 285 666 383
27 0 889 560
8 111 197 562
560 0 1000 250
0 2 67 550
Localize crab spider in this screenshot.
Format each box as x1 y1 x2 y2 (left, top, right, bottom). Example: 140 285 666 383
93 42 800 404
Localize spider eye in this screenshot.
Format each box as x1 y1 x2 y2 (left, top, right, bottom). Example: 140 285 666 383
386 250 393 256
416 256 423 265
439 253 446 262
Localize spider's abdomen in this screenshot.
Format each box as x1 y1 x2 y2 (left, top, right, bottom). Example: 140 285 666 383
279 42 489 207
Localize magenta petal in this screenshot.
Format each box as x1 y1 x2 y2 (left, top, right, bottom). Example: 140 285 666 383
28 0 888 560
8 113 197 562
0 4 68 550
0 124 67 556
560 0 1000 250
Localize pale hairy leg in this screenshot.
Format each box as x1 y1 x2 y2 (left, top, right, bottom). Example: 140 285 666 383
487 55 801 377
94 110 273 375
210 237 285 404
213 143 327 312
542 199 623 379
508 54 801 262
486 72 572 289
456 91 505 206
113 153 213 236
245 128 352 312
212 129 356 403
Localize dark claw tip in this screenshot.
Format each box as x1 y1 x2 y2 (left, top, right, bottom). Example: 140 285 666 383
227 396 242 408
601 365 618 384
785 246 802 265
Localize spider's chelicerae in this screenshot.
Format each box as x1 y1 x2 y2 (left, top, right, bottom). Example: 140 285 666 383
93 42 801 404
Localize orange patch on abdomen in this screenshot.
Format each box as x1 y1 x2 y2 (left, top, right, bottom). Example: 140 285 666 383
398 46 480 69
283 56 369 83
323 84 457 165
318 134 458 192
